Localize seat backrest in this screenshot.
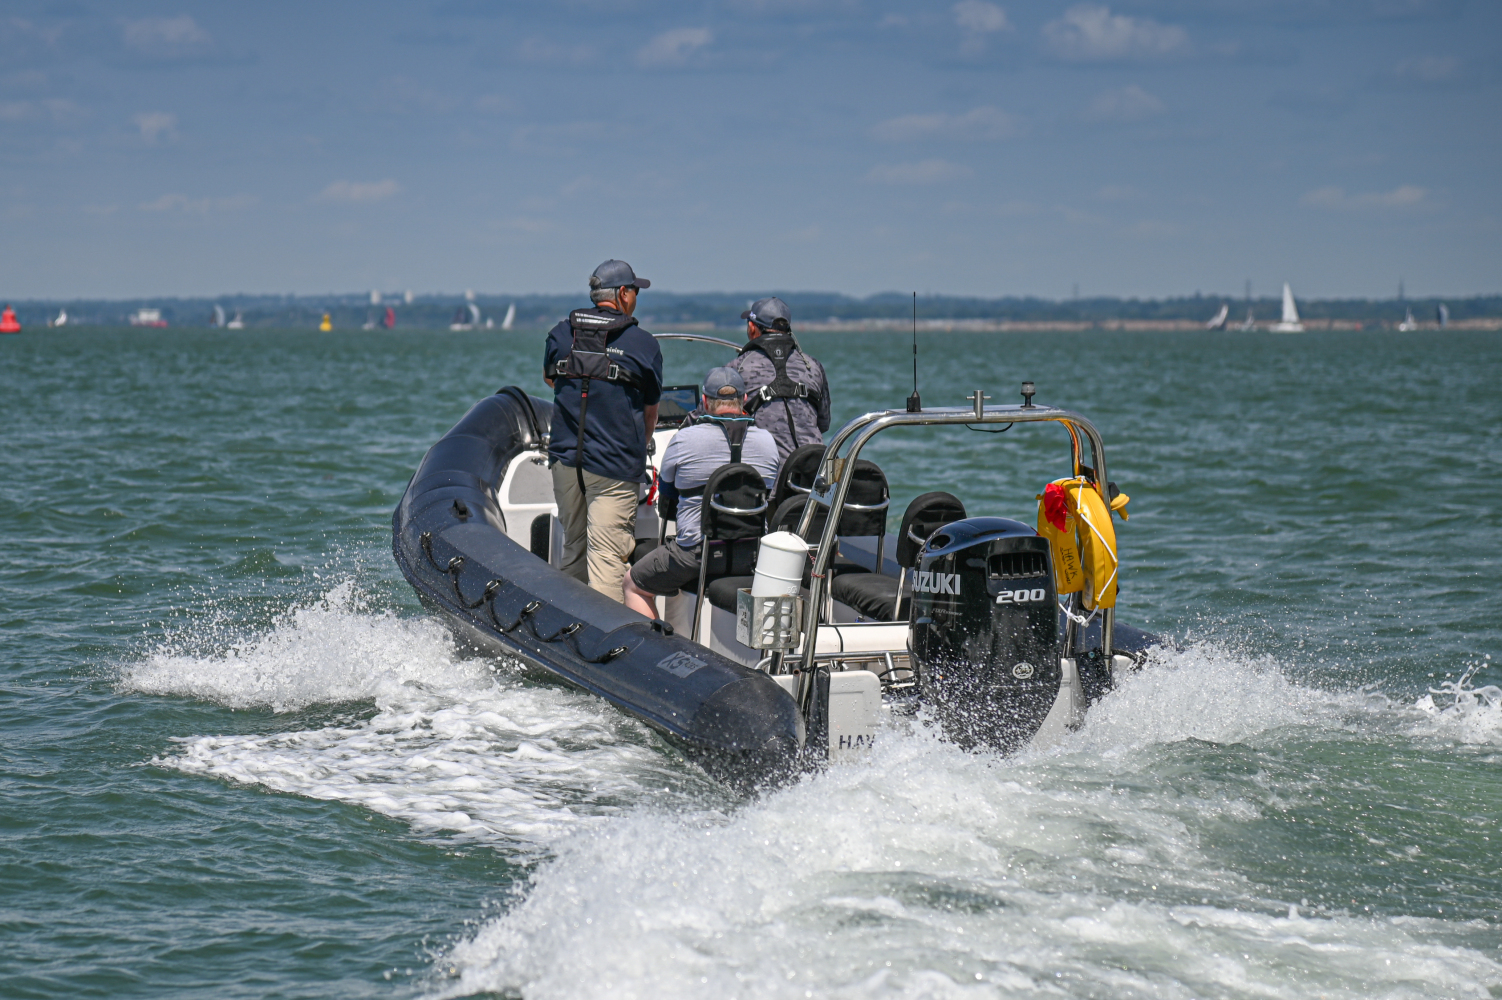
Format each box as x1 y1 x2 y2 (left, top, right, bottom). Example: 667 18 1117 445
771 443 824 512
836 459 890 537
700 462 771 542
698 462 770 583
771 493 828 542
896 490 967 566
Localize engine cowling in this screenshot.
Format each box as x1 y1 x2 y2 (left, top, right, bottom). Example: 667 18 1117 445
911 517 1061 752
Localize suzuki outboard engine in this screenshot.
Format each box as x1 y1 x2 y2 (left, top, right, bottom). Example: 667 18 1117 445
911 517 1061 752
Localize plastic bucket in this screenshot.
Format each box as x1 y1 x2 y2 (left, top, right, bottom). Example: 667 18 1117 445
752 531 808 597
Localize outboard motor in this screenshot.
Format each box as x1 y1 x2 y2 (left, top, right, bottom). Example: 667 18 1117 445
911 517 1060 752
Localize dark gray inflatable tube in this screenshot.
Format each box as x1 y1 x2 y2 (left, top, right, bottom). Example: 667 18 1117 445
393 388 805 787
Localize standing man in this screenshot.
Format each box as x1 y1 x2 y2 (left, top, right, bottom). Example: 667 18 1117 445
622 367 780 618
726 296 831 463
544 259 663 601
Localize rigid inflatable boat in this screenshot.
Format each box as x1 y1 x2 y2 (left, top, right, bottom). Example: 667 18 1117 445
392 335 1159 784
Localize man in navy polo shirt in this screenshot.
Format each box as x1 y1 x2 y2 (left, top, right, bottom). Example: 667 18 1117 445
544 259 664 601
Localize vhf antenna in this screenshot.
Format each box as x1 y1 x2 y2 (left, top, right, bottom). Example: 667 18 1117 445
906 291 921 412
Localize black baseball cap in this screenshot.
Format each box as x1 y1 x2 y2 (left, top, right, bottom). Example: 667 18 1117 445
589 259 650 291
741 296 791 331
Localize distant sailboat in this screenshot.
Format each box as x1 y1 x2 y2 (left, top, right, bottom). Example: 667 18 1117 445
1398 308 1418 332
48 308 68 328
226 311 244 330
383 306 397 329
1269 283 1304 333
211 304 226 328
1205 303 1229 330
1239 308 1256 331
501 303 516 330
450 303 481 331
1436 303 1449 328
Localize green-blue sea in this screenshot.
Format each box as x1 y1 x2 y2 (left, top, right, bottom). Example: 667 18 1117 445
3 325 1500 999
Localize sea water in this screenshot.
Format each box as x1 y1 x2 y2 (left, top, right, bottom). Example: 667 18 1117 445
2 327 1500 999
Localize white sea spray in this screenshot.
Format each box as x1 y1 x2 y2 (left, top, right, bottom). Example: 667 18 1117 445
127 589 1502 998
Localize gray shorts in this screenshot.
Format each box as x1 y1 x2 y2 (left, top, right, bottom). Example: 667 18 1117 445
630 541 702 596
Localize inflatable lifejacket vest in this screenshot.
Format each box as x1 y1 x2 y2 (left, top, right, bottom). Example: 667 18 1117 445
548 308 642 387
738 333 822 442
1036 476 1129 611
660 415 754 520
548 307 642 491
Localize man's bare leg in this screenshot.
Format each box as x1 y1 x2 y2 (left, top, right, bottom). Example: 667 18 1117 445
621 571 658 619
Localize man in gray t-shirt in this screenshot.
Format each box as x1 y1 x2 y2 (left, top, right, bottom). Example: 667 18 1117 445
623 368 779 616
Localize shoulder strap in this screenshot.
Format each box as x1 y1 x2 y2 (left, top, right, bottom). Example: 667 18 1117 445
677 417 755 496
707 415 752 464
740 333 822 413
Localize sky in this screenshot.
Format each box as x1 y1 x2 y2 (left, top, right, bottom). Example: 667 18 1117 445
1 0 1498 300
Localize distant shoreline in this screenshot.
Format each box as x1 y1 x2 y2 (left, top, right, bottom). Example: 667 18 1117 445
5 291 1498 333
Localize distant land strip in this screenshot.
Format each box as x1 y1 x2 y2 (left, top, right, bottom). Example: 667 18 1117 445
5 291 1499 332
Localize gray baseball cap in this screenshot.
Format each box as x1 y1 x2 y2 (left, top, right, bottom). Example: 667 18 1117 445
741 296 791 331
702 366 746 399
589 259 650 292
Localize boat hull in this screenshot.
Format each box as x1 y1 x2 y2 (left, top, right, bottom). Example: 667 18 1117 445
392 389 805 786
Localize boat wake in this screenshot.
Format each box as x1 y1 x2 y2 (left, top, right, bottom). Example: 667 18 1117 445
124 581 721 852
123 584 1502 999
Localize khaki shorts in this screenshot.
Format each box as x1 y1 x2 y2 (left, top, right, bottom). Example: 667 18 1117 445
630 541 702 596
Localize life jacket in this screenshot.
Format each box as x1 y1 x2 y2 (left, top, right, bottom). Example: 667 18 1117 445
739 333 821 415
1036 477 1130 611
548 307 641 491
677 416 753 498
547 308 642 387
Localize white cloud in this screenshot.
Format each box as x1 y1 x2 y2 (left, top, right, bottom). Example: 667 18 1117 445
316 179 401 203
1394 54 1459 83
122 16 212 57
872 106 1021 142
140 193 253 214
635 28 712 68
1043 5 1187 61
954 1 1010 54
0 98 83 123
1085 85 1166 122
954 0 1009 34
865 159 972 185
515 37 597 67
133 111 177 142
1300 184 1427 209
510 121 603 155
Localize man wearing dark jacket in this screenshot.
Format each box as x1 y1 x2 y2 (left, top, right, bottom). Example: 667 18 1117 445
544 259 663 601
726 296 831 462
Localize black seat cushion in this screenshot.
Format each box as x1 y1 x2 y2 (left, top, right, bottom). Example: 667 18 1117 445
705 575 755 613
831 572 901 622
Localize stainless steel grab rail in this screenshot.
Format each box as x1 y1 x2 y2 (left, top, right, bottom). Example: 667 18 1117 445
652 332 742 351
792 402 1116 712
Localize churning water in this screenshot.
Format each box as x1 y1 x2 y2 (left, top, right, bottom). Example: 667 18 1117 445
3 327 1500 999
